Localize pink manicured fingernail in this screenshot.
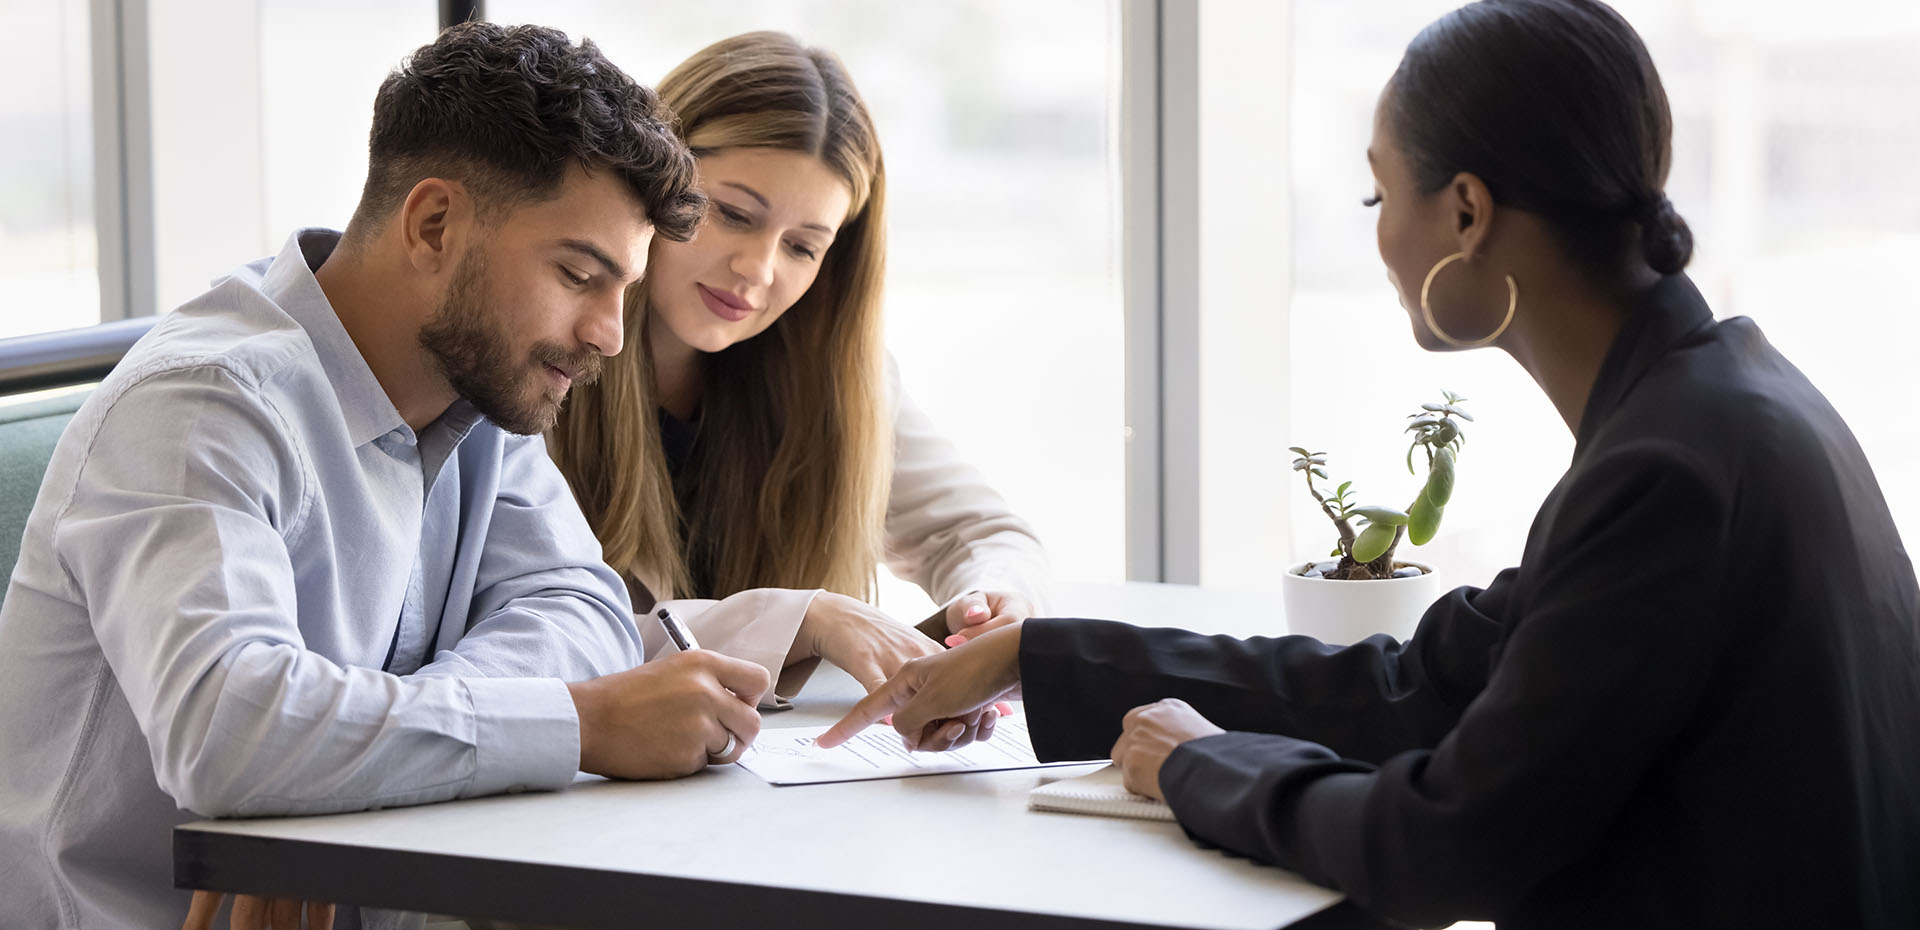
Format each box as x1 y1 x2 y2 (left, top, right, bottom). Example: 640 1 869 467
944 634 965 647
994 701 1013 716
882 714 893 725
966 605 988 617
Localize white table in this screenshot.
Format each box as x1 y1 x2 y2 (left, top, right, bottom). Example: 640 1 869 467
175 583 1385 929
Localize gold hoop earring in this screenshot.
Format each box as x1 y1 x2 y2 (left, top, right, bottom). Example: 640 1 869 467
1419 251 1517 349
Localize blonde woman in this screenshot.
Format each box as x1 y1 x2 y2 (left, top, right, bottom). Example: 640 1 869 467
551 32 1048 706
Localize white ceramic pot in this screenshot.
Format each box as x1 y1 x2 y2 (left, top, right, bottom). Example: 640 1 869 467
1279 560 1444 645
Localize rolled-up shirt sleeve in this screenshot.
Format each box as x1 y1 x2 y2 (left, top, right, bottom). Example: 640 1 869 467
55 367 580 818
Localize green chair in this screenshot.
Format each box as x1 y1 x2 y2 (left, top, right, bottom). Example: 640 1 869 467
0 392 89 609
0 316 153 610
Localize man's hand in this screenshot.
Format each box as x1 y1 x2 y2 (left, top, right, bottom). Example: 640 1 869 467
182 891 333 930
941 590 1035 646
817 621 1025 751
569 650 770 779
1109 698 1225 801
789 592 943 693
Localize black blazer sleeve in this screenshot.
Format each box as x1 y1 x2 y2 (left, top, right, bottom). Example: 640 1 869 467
1018 569 1512 764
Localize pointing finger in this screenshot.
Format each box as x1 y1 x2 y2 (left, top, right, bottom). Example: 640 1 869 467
818 676 912 748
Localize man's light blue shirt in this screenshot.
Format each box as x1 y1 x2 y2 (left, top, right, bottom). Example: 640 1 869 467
0 229 642 929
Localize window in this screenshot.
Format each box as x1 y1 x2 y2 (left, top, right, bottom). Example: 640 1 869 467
1282 0 1920 590
15 1 1911 599
144 0 436 314
12 1 1126 604
0 0 97 339
484 0 1129 592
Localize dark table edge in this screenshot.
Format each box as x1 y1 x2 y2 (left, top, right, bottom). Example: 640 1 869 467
174 827 1390 930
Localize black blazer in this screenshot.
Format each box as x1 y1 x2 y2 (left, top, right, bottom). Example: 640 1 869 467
1020 275 1920 929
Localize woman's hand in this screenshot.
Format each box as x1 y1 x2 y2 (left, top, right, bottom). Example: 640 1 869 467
941 590 1036 645
791 592 944 693
1110 698 1225 801
819 621 1025 751
183 891 334 930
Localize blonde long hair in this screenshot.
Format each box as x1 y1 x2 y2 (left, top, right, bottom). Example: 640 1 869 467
552 31 889 603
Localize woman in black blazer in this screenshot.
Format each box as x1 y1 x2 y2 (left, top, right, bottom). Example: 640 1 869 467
822 1 1920 927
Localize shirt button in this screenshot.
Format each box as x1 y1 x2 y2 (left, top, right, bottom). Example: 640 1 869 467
507 784 526 794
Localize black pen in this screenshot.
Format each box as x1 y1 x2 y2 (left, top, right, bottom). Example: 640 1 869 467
656 606 702 653
658 606 744 762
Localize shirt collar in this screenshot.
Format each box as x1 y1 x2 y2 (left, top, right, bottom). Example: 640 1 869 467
261 228 411 449
1574 273 1717 451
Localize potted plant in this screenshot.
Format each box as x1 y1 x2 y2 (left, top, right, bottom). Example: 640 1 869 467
1281 392 1472 643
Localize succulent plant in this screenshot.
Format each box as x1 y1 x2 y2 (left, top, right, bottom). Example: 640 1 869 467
1290 392 1471 580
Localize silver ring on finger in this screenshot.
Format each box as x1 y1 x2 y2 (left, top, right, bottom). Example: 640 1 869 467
708 732 738 763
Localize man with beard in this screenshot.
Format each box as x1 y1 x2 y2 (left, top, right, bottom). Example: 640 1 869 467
0 22 771 930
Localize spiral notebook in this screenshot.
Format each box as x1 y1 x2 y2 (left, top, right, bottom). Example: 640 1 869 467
1027 764 1177 822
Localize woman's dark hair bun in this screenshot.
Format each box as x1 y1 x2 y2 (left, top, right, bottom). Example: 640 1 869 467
1639 194 1693 275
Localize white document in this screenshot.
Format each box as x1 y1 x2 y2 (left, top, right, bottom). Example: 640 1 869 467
736 706 1089 786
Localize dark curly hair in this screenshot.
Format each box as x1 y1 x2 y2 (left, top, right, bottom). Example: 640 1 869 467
1389 0 1693 275
349 22 704 242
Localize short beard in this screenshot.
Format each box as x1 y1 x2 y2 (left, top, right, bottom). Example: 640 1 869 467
418 247 602 436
